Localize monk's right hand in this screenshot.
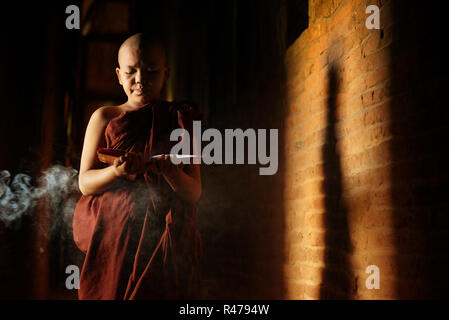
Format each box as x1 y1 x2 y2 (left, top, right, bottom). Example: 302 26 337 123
112 151 146 177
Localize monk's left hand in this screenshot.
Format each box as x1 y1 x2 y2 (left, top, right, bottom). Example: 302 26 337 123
147 155 185 178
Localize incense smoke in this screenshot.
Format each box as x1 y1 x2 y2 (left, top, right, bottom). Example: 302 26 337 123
0 165 79 232
0 165 162 236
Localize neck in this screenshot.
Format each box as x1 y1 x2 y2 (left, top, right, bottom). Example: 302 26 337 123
127 97 160 109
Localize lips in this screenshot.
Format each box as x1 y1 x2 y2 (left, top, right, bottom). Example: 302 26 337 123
134 88 143 95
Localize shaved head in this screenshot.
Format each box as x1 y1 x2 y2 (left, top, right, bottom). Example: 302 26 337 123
115 33 169 106
118 33 167 67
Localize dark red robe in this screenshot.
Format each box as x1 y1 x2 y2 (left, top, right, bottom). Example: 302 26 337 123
73 99 203 300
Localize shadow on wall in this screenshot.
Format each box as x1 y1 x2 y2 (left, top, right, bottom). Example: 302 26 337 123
390 2 449 298
319 63 354 299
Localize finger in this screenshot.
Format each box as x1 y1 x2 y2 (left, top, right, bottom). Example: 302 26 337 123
121 153 129 165
113 155 123 167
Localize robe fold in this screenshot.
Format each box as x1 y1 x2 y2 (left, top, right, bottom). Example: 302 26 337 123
73 99 203 300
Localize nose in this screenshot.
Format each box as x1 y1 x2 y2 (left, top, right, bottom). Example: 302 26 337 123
135 69 142 84
135 69 150 85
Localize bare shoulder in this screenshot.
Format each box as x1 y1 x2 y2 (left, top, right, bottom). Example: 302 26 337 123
88 104 127 127
92 105 123 121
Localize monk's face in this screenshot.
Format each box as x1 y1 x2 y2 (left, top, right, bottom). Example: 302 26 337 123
116 43 169 106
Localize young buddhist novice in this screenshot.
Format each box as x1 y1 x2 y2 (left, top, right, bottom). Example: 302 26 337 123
73 33 203 299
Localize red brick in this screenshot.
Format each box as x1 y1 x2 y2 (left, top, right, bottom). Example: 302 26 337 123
283 0 409 300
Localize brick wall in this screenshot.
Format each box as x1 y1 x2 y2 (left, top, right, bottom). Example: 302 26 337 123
284 0 449 299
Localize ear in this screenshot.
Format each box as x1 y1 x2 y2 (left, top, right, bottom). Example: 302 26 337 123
115 67 123 85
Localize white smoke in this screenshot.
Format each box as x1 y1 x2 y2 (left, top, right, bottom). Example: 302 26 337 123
0 165 79 232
